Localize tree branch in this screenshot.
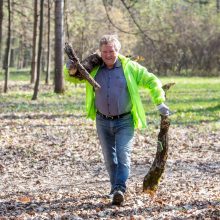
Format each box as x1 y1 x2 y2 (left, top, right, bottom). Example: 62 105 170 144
120 0 156 47
102 0 138 35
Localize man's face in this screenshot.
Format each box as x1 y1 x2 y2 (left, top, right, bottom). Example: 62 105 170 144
100 43 118 69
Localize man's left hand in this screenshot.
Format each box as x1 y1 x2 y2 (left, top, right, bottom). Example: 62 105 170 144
157 103 170 116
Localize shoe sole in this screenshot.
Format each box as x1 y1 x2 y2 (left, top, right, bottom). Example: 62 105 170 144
112 192 124 206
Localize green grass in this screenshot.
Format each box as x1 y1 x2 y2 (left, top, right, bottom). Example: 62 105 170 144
0 68 31 81
0 73 219 128
142 77 220 126
0 83 86 114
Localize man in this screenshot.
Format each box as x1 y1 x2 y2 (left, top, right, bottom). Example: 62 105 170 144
64 34 170 206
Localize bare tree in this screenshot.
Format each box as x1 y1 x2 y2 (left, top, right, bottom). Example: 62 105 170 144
64 0 69 41
45 0 53 84
30 0 38 84
0 0 3 67
217 0 220 12
32 0 44 100
54 0 64 93
3 0 12 93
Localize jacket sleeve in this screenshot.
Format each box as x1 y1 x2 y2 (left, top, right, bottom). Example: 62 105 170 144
63 64 85 84
131 61 165 105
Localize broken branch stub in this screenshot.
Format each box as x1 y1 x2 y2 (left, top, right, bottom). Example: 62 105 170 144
64 42 101 90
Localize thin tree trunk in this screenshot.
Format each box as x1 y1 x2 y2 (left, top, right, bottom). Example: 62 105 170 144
30 0 38 84
54 0 64 93
64 0 69 41
217 0 220 13
45 0 51 84
10 48 15 67
32 0 44 100
16 35 23 69
0 0 3 67
4 0 11 93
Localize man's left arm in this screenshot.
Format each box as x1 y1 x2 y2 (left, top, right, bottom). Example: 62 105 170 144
133 62 170 116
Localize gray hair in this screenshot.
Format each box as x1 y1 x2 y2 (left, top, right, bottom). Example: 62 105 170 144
99 34 121 52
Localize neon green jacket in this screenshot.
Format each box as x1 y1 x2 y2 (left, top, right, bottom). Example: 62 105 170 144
64 54 165 129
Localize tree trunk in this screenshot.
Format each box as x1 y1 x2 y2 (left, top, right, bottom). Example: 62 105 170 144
16 35 23 69
217 0 220 13
32 0 44 100
30 0 38 84
45 0 52 84
54 0 64 93
0 0 3 67
10 48 15 67
64 0 69 41
3 0 11 93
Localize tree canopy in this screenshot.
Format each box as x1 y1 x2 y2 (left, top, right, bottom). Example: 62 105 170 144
0 0 220 76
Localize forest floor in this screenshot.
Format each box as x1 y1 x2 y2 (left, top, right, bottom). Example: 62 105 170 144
0 112 219 219
0 80 220 219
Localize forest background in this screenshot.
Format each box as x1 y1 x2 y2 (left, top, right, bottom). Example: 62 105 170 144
1 0 220 84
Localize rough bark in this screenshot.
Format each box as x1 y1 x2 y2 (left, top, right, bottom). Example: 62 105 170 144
45 0 52 84
3 0 11 93
30 0 38 84
217 0 220 13
0 0 3 66
32 0 44 100
143 115 170 194
54 0 64 93
143 83 174 194
64 43 102 90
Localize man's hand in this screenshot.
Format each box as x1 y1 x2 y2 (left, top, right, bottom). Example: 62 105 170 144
66 59 77 76
157 103 170 116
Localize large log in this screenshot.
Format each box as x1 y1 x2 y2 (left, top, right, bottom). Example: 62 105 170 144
143 115 170 194
143 83 174 194
64 43 102 90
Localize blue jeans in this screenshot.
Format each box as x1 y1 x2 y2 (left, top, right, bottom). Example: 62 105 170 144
96 113 134 192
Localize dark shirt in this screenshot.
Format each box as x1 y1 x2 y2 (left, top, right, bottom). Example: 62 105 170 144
94 59 132 116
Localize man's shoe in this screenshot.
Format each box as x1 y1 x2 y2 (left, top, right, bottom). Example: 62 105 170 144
107 189 114 199
112 190 124 206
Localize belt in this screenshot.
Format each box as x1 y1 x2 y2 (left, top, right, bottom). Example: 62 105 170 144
97 111 131 120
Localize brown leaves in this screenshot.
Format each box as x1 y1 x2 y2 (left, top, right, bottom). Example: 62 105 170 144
0 164 4 173
0 111 219 219
17 196 31 204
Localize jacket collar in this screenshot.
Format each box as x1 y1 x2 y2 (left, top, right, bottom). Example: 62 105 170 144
100 58 122 69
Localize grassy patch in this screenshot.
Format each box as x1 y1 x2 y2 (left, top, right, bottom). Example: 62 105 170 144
0 68 31 81
141 77 220 127
0 76 219 128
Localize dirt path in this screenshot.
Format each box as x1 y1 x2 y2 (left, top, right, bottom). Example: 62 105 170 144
0 113 219 219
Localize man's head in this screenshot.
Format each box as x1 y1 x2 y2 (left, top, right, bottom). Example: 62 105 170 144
99 35 121 69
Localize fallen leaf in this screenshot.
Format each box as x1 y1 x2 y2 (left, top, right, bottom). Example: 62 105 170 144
17 196 31 203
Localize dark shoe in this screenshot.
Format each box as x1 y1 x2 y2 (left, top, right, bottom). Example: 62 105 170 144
112 189 124 206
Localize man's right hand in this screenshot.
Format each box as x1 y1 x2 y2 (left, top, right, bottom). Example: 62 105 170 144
66 59 77 76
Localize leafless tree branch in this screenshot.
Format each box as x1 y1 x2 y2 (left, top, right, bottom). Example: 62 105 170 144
120 0 156 47
102 0 138 35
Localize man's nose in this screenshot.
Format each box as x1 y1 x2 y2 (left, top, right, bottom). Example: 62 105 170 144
106 52 112 57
